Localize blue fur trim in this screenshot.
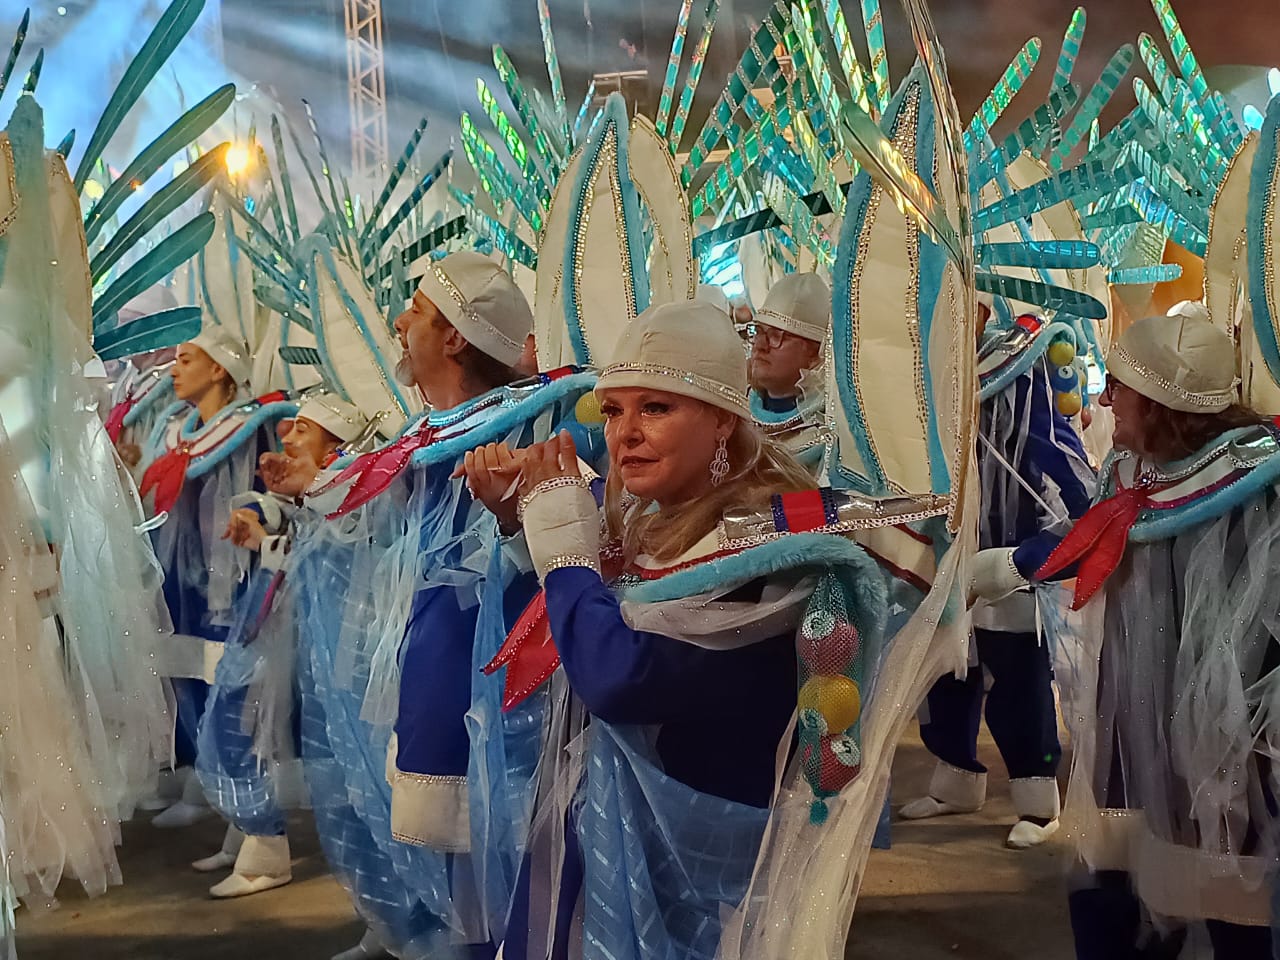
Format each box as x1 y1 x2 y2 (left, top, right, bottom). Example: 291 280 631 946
622 533 889 638
122 374 174 428
146 400 192 459
978 321 1075 400
1247 95 1280 388
1126 437 1280 542
301 235 416 416
409 372 597 467
186 401 297 479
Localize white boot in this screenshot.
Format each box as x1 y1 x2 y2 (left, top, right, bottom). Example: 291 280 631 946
899 761 986 819
152 770 211 828
192 825 244 873
1005 777 1061 849
208 834 292 898
138 768 185 812
331 928 391 960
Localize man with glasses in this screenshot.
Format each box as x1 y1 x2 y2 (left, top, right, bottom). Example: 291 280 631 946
746 273 832 472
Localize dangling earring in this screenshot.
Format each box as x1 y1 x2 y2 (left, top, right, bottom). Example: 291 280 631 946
710 436 730 487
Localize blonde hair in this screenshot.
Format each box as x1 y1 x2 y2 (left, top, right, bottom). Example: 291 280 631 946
604 416 816 564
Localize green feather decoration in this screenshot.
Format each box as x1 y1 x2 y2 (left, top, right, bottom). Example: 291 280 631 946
84 83 234 247
270 115 302 245
359 117 429 248
94 306 203 361
0 9 28 103
90 143 229 283
74 0 206 193
92 212 215 331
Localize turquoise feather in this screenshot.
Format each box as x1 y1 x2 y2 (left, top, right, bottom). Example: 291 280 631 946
84 83 234 247
74 0 206 193
93 306 202 361
90 143 228 283
359 117 429 249
270 115 301 245
1049 44 1133 171
92 212 215 330
362 151 451 261
0 9 28 103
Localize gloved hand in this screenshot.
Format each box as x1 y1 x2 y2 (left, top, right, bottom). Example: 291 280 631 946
967 547 1028 607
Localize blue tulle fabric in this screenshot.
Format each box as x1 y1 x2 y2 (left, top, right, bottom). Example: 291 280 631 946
292 522 454 960
577 723 770 960
195 568 288 837
466 541 547 943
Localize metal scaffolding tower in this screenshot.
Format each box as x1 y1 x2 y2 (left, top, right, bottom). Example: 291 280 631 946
345 0 389 186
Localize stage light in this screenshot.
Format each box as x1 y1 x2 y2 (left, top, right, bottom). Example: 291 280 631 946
224 144 252 178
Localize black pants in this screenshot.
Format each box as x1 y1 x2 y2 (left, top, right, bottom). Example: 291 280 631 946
1069 871 1272 959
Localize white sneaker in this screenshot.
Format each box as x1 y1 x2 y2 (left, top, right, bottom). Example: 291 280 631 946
331 928 391 960
899 795 982 820
1005 818 1060 849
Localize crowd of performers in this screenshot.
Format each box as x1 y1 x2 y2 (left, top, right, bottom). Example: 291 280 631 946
9 0 1280 958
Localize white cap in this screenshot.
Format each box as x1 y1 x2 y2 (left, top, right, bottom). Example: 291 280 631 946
1109 314 1239 414
416 251 533 367
696 284 732 318
596 299 750 420
295 392 367 443
188 327 252 387
755 273 831 343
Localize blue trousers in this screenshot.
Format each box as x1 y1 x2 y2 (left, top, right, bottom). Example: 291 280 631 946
919 628 1060 780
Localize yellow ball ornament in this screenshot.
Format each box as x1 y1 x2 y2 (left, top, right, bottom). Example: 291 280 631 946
1047 341 1076 367
575 392 605 424
798 675 862 733
1056 391 1083 416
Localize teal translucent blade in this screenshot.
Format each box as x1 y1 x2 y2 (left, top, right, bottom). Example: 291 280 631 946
974 272 1108 319
83 83 234 247
363 151 452 262
974 157 1140 234
94 306 203 361
359 118 429 248
977 240 1101 270
656 0 696 139
0 9 29 104
819 0 873 120
74 0 206 193
1048 44 1133 171
493 46 561 174
278 345 322 366
1108 263 1182 285
476 77 551 201
859 0 891 115
448 186 537 270
536 0 570 143
764 175 836 267
92 212 216 331
965 38 1041 157
90 142 229 283
669 0 722 151
1054 7 1086 90
973 83 1079 185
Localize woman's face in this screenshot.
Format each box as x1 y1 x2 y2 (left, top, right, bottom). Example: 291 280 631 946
599 387 735 506
1099 375 1148 456
171 343 226 403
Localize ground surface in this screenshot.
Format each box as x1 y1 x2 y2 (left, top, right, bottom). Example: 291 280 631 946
16 729 1076 960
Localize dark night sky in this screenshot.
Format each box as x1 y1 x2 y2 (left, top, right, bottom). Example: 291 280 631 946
216 0 1280 162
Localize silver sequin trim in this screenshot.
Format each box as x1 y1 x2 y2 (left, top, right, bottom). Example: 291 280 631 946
1112 342 1239 408
599 361 749 411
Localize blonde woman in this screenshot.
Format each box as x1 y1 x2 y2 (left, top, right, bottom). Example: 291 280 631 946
462 300 887 960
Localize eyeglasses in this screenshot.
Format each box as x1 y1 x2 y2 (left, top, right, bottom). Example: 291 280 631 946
747 323 791 350
1101 375 1123 403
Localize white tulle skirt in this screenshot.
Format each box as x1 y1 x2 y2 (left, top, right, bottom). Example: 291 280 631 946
1065 485 1280 927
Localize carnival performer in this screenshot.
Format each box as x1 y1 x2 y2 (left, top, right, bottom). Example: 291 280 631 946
463 299 887 959
899 299 1094 849
138 328 295 831
747 272 832 471
1029 314 1276 958
193 393 367 899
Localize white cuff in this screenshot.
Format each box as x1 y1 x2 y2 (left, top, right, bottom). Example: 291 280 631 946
389 769 471 852
1009 777 1061 820
928 761 987 809
522 480 601 583
969 547 1028 606
260 534 289 572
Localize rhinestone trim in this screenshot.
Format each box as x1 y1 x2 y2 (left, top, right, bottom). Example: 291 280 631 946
517 475 592 522
1112 342 1239 408
543 553 601 575
599 361 749 412
430 263 522 355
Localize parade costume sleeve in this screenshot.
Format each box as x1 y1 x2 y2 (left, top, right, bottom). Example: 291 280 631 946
545 567 796 808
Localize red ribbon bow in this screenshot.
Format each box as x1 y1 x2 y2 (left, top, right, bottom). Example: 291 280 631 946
326 423 440 519
139 446 193 515
104 398 136 444
1035 473 1162 610
484 592 558 712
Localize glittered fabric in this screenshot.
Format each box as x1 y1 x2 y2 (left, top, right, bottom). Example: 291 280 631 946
577 723 770 960
195 569 289 837
291 524 460 958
